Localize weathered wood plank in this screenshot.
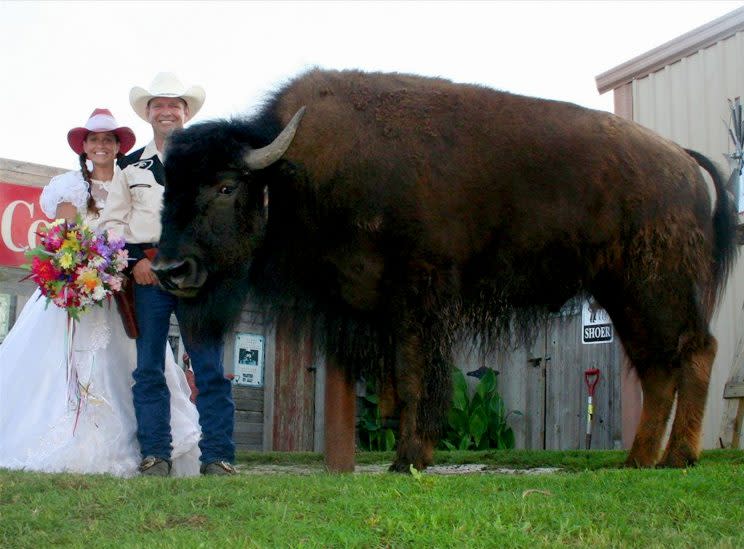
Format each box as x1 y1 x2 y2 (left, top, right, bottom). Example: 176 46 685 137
504 341 546 450
718 316 744 448
272 323 315 451
0 157 66 186
546 315 585 450
723 382 744 399
232 387 264 412
234 431 263 448
235 411 263 426
234 421 263 435
233 432 261 444
456 332 545 450
546 312 622 451
458 309 622 452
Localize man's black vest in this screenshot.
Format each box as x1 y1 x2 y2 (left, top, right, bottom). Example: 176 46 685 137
118 146 165 186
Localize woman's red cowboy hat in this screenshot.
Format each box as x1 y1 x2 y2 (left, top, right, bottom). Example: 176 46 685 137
67 108 136 155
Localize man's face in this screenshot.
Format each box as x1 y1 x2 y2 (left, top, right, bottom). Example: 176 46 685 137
146 97 189 138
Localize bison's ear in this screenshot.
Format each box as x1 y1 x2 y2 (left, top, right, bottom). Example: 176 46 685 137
244 106 306 171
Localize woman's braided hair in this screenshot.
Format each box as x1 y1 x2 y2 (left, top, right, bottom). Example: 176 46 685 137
78 142 124 218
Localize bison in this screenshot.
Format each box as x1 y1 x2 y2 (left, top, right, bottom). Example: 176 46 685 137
153 69 737 471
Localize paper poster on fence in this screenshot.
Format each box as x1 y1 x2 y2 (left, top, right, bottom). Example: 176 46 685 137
582 298 613 344
233 333 264 387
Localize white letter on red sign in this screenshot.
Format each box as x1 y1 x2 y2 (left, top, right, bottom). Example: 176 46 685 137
28 218 49 248
1 200 34 252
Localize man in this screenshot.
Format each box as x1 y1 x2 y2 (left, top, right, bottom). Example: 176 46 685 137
100 72 236 476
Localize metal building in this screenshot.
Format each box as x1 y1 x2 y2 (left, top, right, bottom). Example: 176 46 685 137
596 6 744 449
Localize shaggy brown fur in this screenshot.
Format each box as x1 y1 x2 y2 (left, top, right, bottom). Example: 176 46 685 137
155 69 737 471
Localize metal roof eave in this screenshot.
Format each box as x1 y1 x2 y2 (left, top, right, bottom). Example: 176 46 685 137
595 6 744 95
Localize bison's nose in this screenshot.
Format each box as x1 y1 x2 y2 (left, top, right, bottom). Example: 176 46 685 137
151 256 207 297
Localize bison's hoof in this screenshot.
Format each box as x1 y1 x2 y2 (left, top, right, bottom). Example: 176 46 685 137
623 455 657 468
388 461 413 474
388 461 430 474
657 449 698 469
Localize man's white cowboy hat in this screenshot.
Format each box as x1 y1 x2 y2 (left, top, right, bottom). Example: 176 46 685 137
129 72 206 122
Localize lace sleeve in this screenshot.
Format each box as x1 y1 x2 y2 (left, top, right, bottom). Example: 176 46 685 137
39 171 89 219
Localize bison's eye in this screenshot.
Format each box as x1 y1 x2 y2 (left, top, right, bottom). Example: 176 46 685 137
218 184 237 196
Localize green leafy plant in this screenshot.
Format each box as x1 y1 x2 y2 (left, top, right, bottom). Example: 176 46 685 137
357 380 396 451
440 368 519 451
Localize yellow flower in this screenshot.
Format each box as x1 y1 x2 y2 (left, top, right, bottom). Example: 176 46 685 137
58 252 74 269
61 232 81 253
76 268 100 292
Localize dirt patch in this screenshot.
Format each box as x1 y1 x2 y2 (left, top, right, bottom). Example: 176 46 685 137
237 464 561 475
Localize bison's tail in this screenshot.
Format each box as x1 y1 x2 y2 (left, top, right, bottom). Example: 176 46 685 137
685 149 739 316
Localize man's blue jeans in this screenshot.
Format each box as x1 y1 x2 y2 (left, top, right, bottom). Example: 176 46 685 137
133 283 235 464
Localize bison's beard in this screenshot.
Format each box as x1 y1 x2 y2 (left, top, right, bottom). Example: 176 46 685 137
175 263 252 344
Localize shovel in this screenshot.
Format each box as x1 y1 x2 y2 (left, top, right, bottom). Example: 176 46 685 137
584 368 600 449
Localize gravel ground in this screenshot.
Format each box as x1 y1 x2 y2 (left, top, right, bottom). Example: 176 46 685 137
237 463 561 475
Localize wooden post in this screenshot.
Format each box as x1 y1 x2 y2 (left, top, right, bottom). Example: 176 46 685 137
723 382 744 449
719 311 744 449
732 403 744 450
324 358 356 472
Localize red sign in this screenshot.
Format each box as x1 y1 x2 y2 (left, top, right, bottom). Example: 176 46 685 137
0 181 51 267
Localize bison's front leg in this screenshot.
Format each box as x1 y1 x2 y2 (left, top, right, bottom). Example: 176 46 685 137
389 331 450 473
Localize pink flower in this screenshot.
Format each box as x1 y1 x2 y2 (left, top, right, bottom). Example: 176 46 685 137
107 275 123 292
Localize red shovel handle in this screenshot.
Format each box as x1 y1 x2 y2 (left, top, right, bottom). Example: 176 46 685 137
584 368 600 397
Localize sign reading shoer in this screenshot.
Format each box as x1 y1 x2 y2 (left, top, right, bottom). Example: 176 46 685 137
582 298 613 344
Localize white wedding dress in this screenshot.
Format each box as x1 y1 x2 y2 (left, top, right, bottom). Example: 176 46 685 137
0 170 201 477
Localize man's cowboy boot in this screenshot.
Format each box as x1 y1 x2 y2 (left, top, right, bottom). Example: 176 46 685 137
138 456 172 477
200 460 237 475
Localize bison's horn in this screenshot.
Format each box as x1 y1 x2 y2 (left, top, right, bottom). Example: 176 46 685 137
244 106 306 170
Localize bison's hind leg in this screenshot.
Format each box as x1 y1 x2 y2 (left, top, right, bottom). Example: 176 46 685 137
657 334 716 468
593 267 715 469
625 367 677 468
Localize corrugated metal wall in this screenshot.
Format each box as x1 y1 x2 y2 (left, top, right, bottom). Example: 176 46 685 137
633 32 744 157
632 31 744 449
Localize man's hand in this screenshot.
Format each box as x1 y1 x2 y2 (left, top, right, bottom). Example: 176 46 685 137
132 258 159 286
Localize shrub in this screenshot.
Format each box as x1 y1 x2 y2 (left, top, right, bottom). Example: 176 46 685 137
357 381 396 451
439 368 519 451
357 368 518 452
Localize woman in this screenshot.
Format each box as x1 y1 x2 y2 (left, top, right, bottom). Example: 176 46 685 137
0 109 201 477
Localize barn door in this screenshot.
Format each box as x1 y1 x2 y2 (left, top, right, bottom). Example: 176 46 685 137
455 301 623 450
495 306 622 451
494 327 548 450
544 308 623 450
272 322 316 450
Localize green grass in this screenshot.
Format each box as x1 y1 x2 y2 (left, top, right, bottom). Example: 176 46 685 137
1 450 743 548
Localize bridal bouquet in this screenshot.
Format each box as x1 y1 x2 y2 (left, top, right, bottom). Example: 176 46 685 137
24 218 129 319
